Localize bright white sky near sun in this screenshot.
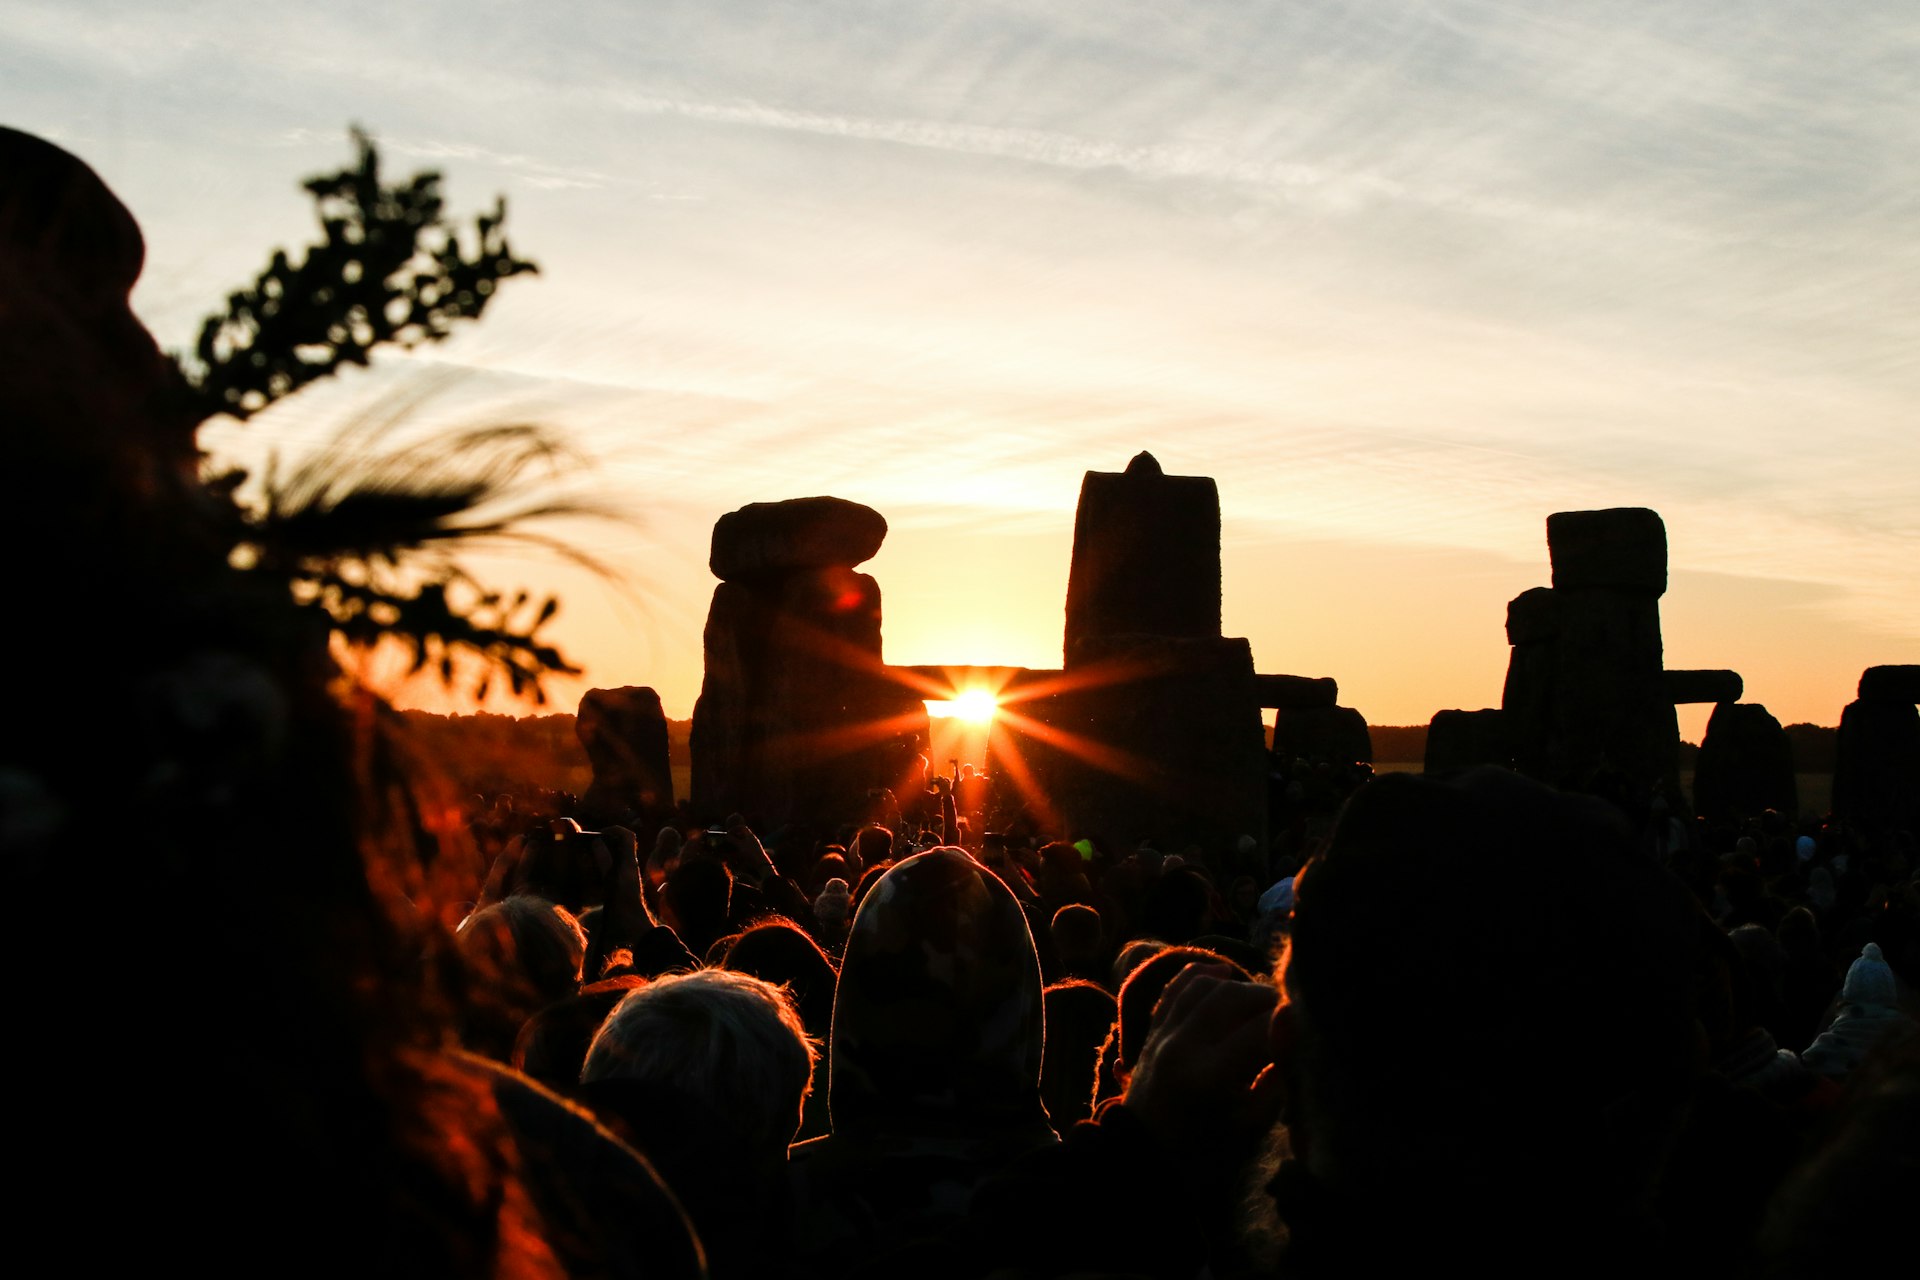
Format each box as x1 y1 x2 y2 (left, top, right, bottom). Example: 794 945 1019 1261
8 1 1917 737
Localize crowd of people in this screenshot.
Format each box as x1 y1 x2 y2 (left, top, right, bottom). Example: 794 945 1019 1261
445 754 1918 1279
8 124 1916 1278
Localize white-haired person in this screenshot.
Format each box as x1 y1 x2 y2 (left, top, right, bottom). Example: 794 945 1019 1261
580 968 818 1278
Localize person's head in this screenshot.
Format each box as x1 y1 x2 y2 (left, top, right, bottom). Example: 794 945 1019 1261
511 975 647 1095
661 855 733 953
514 819 609 910
1050 903 1105 980
809 850 849 894
1141 865 1213 945
582 968 817 1161
454 894 589 1059
1280 767 1700 1213
1041 979 1118 1131
1113 945 1253 1087
829 847 1046 1133
721 916 839 1042
1110 936 1169 993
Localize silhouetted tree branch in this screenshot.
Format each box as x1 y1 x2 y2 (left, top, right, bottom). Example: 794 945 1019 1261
187 129 593 705
179 126 537 425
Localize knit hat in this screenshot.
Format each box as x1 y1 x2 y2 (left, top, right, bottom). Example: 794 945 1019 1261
814 877 852 928
1257 875 1297 917
1842 942 1898 1008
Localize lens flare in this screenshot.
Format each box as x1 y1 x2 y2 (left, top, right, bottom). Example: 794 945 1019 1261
926 688 1000 723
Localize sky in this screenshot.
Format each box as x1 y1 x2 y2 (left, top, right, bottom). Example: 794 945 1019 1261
8 1 1918 738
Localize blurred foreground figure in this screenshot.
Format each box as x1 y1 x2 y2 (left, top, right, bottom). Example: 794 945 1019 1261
0 129 702 1276
970 767 1705 1278
790 846 1056 1276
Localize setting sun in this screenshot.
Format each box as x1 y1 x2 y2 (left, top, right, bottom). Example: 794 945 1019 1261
925 689 1000 724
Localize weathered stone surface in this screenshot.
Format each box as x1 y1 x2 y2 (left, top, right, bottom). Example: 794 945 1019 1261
1693 702 1795 823
1064 452 1221 660
575 686 674 825
1272 705 1372 767
1543 588 1678 796
1832 697 1920 831
1547 508 1667 596
1501 639 1556 778
709 496 887 581
1858 665 1920 704
1253 673 1338 710
1505 587 1560 646
691 565 919 828
1016 634 1267 863
1424 708 1512 774
1503 563 1681 805
1667 669 1743 705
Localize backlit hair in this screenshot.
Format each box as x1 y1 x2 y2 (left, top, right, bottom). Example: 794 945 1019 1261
582 968 818 1155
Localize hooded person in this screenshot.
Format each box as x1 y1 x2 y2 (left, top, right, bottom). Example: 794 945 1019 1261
789 846 1055 1275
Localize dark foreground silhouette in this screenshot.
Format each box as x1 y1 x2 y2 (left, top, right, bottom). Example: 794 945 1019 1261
5 127 1916 1279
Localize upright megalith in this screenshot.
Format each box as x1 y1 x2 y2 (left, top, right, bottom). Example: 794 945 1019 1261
1693 703 1796 823
575 686 674 826
1041 453 1267 860
1502 508 1681 806
1272 705 1373 767
1030 634 1268 862
691 497 920 829
1425 708 1513 774
1833 667 1920 831
1064 451 1221 661
1501 587 1560 777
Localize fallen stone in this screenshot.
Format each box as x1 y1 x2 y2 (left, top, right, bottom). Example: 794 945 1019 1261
709 495 887 581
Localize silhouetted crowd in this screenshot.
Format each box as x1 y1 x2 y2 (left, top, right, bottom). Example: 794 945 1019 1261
445 752 1919 1279
7 125 1917 1280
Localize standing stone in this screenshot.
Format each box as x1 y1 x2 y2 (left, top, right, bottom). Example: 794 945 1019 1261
1502 588 1559 778
1064 451 1221 661
575 686 674 826
1857 665 1920 704
1021 634 1267 861
1832 670 1920 831
1425 708 1513 774
1504 509 1681 807
691 498 920 830
1693 703 1796 823
1272 705 1373 767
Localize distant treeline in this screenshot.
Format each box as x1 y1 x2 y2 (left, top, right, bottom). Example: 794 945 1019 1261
1370 722 1837 771
396 710 693 800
